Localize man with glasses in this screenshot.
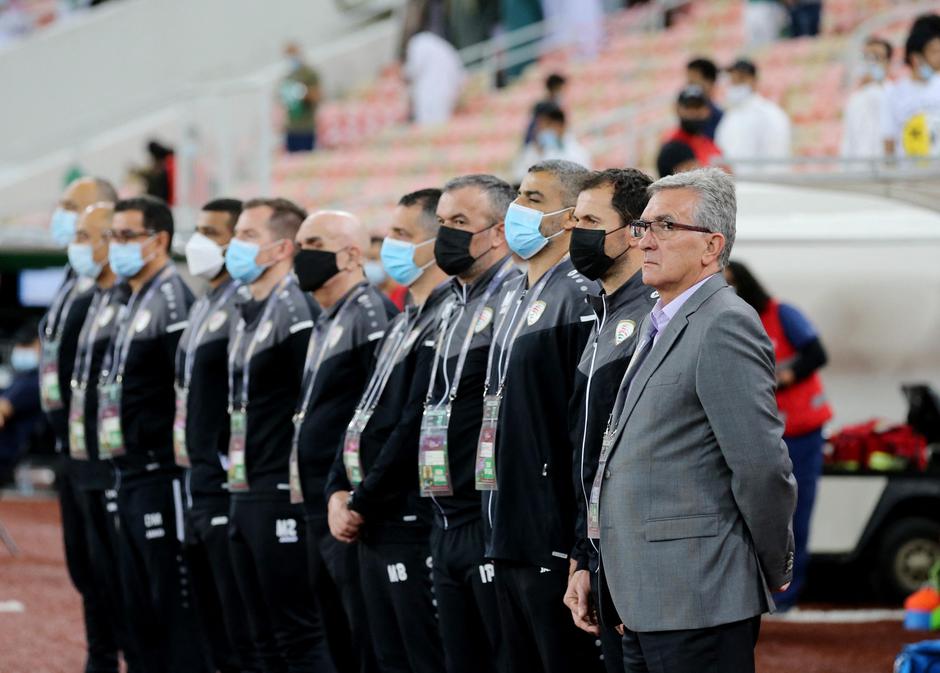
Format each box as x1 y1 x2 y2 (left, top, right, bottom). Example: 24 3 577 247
484 159 604 673
101 196 207 672
594 168 797 673
222 198 334 673
291 209 397 673
562 168 657 673
325 189 449 673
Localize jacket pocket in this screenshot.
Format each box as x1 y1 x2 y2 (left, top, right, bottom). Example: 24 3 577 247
646 373 680 387
644 514 718 541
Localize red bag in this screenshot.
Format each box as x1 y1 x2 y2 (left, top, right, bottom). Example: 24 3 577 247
826 420 927 471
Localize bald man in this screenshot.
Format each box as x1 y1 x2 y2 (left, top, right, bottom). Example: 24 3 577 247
40 178 129 673
291 210 397 673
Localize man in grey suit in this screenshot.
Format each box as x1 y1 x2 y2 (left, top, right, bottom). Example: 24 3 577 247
592 168 797 673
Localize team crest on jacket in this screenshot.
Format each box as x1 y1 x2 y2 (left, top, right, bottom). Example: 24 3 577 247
526 300 546 326
255 320 274 343
615 320 636 345
98 305 116 328
475 307 494 333
208 310 228 332
135 310 152 333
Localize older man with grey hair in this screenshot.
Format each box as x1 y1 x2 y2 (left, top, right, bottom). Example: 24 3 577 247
484 159 605 673
592 168 797 673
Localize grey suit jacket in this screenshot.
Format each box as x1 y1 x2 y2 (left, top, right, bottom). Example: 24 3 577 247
598 274 797 632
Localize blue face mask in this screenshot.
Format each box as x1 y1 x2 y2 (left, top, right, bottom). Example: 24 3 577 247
364 260 387 286
867 63 886 82
537 130 562 150
109 240 151 278
503 202 572 260
67 242 103 279
50 208 78 247
380 237 436 286
225 238 271 284
11 347 39 373
920 63 935 81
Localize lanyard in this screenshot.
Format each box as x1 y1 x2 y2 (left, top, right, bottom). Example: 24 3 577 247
44 277 79 342
426 260 515 407
74 288 116 389
483 261 561 397
227 275 292 413
355 308 418 417
294 284 368 421
103 266 175 384
182 281 239 390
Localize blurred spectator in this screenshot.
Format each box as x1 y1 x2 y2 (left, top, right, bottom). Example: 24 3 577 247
365 224 407 310
512 101 590 181
656 140 698 177
660 85 723 173
524 72 567 144
785 0 822 39
882 14 940 158
404 29 466 126
137 140 175 205
745 0 787 48
724 260 832 611
279 41 321 153
841 37 893 160
715 58 791 168
686 57 723 139
541 0 605 59
499 0 543 83
445 0 498 50
0 325 43 486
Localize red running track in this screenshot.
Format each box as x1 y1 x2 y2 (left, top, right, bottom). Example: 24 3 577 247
0 497 928 673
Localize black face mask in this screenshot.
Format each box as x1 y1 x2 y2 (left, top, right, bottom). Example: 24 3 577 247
679 117 706 136
294 248 341 292
569 225 628 281
434 223 495 276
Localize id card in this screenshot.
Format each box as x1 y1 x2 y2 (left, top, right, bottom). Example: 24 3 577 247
474 394 501 491
68 384 87 460
342 410 371 487
418 406 453 497
173 385 190 467
587 428 617 539
288 420 304 504
227 409 249 492
39 341 63 412
97 382 125 459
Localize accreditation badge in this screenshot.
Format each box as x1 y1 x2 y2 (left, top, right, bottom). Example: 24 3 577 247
39 341 63 412
173 385 190 467
418 406 453 497
227 410 249 492
474 394 501 491
68 384 88 460
97 382 125 459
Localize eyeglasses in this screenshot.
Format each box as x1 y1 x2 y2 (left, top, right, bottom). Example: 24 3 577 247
106 228 155 243
630 219 713 239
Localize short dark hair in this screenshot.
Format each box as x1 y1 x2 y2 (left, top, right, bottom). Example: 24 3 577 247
866 36 894 62
657 140 697 178
202 198 243 232
687 57 718 83
905 14 940 65
242 197 307 240
399 188 443 233
534 101 565 125
114 195 174 250
581 168 654 228
443 175 516 222
726 260 771 315
546 73 566 93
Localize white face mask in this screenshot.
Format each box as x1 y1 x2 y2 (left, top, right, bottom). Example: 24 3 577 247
726 84 753 107
185 232 226 280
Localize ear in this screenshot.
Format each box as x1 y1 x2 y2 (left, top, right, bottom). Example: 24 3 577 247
154 230 171 255
491 220 507 248
702 232 725 266
344 246 363 270
561 210 577 231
